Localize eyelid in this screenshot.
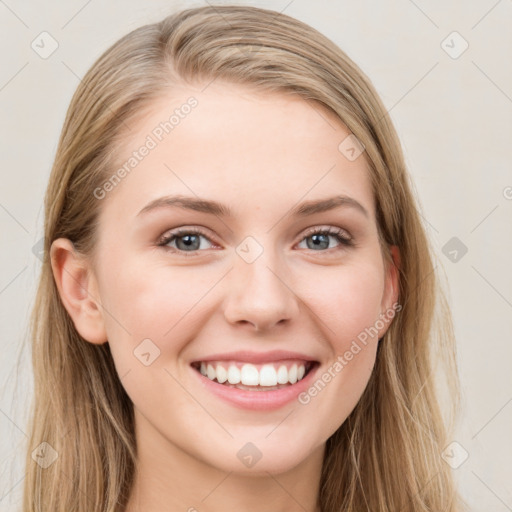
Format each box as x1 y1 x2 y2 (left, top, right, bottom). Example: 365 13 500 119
157 224 354 254
156 226 218 249
299 225 352 242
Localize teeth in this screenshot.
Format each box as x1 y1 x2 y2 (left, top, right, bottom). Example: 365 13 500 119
289 364 298 384
259 364 277 386
206 364 216 381
276 365 288 384
216 365 228 383
240 364 259 385
227 365 241 384
196 361 309 387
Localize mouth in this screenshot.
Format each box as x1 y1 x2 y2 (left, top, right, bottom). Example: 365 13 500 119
189 350 321 410
190 359 317 391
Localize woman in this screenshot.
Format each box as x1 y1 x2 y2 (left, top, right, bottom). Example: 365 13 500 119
23 5 467 511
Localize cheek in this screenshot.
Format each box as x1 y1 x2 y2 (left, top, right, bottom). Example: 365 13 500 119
294 264 384 439
305 260 385 349
98 258 216 360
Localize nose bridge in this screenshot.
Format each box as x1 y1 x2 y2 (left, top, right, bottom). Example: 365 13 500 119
223 234 299 330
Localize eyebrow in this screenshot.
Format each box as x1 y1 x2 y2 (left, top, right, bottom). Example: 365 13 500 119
136 194 369 219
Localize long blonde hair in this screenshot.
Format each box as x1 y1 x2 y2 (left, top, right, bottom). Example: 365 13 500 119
22 5 467 511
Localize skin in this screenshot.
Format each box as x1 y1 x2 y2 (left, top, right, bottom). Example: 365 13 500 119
51 81 399 512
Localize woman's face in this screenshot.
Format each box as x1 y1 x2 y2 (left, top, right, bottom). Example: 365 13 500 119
55 81 398 475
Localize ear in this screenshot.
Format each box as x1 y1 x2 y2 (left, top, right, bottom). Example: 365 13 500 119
50 238 108 345
378 245 401 339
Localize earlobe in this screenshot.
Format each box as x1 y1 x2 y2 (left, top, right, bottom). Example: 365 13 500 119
378 245 401 339
387 245 400 306
50 238 108 345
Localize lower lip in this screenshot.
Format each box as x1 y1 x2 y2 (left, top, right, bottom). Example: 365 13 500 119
191 363 320 411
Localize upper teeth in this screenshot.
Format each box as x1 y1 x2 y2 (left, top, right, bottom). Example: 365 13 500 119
198 361 307 386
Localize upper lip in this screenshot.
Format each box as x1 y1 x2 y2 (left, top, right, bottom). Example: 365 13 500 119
190 350 319 365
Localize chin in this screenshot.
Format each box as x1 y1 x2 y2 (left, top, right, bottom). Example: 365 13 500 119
197 434 322 476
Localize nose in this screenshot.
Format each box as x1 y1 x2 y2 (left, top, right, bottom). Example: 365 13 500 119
223 246 300 332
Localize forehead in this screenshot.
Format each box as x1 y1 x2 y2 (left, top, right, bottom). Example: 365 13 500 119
101 81 374 222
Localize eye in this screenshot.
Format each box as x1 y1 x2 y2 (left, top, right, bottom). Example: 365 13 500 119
296 226 354 252
157 227 216 256
157 225 354 256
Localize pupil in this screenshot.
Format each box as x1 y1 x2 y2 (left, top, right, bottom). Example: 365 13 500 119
178 234 199 251
309 234 328 250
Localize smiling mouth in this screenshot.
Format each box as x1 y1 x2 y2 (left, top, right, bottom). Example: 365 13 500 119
191 360 318 391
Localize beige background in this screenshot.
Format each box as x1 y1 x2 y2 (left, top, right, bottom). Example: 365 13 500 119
1 1 511 510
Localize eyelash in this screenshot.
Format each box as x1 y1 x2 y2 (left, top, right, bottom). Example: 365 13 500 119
156 226 355 257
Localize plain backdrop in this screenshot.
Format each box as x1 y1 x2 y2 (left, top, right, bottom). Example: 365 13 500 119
1 1 511 510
